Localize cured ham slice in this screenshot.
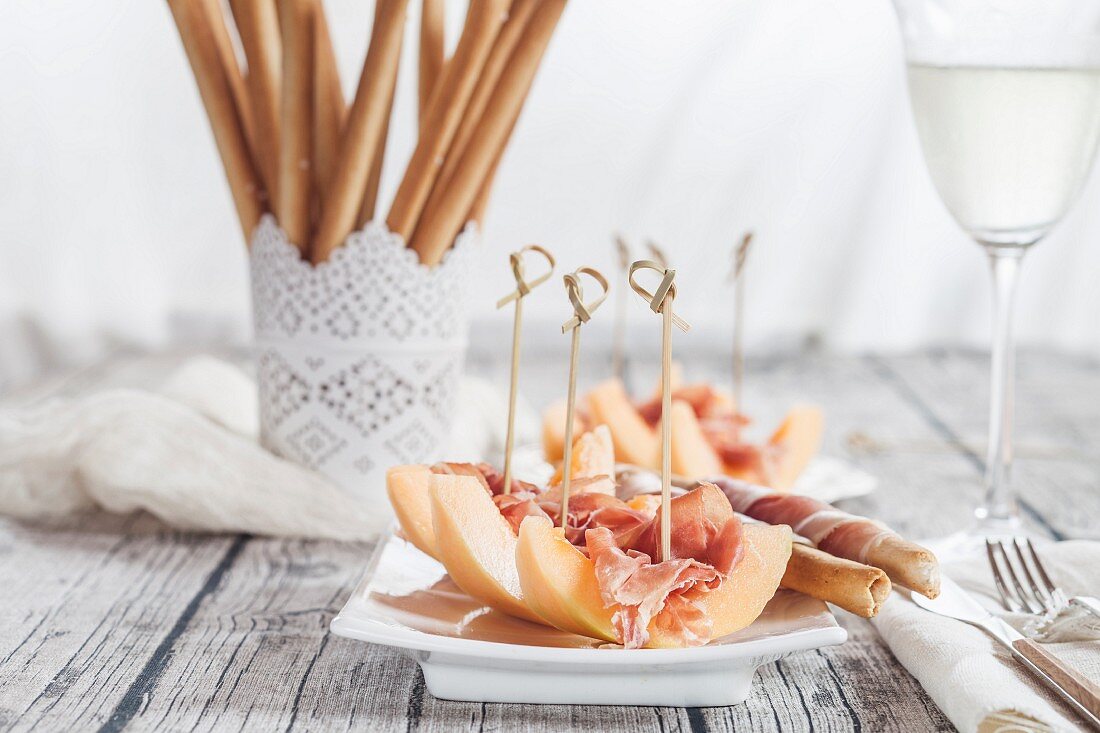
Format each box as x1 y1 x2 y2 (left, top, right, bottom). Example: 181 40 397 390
540 492 650 548
493 491 550 534
586 526 720 649
633 482 744 575
710 476 939 598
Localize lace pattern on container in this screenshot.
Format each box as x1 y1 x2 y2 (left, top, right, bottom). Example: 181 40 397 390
250 216 478 504
251 215 478 345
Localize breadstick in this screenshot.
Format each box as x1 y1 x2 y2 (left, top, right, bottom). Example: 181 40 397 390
409 0 566 263
312 1 346 203
277 0 315 254
782 544 892 618
229 0 281 205
311 0 409 263
434 0 537 202
386 0 510 242
357 0 403 227
467 112 516 224
712 476 941 598
168 0 264 239
419 0 446 126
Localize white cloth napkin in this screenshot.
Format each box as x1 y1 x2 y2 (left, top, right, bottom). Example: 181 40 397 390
0 357 537 539
872 540 1100 733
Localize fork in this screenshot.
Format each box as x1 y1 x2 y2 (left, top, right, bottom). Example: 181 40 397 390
986 537 1100 621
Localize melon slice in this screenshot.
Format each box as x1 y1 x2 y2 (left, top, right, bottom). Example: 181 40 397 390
386 465 439 560
765 404 824 490
542 399 586 464
668 399 724 479
549 424 616 494
516 515 792 647
430 474 546 625
587 379 658 469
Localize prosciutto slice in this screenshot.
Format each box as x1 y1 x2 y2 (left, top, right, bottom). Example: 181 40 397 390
586 527 720 649
541 492 650 547
633 489 745 575
493 491 551 533
636 384 735 427
475 463 542 496
711 477 894 565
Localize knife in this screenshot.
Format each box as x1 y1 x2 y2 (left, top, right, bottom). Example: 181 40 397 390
913 576 1100 730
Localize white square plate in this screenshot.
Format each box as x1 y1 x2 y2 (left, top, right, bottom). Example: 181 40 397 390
330 533 847 707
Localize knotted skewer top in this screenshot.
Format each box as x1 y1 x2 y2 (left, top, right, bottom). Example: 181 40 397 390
562 267 609 332
496 244 556 309
627 260 690 332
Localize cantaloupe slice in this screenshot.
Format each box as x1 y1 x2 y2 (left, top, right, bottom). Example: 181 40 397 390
587 379 658 469
386 465 439 560
668 399 724 479
549 424 616 494
765 404 824 490
542 399 587 464
516 515 792 647
430 474 546 625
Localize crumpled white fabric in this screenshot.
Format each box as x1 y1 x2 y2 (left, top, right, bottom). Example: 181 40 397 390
0 356 539 540
872 540 1100 733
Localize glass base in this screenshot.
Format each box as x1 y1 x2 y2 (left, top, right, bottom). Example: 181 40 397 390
921 513 1033 562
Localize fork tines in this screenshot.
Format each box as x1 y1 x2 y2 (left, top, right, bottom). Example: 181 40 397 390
986 538 1067 615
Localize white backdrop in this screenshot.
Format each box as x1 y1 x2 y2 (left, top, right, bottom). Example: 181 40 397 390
3 0 1100 389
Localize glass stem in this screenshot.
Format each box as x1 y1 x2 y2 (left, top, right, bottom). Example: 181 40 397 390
977 244 1026 528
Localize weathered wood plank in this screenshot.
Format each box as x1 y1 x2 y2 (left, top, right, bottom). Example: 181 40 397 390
874 349 1100 540
0 514 237 732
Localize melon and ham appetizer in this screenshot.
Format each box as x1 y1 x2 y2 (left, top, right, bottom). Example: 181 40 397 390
517 483 792 648
386 426 649 623
542 375 823 490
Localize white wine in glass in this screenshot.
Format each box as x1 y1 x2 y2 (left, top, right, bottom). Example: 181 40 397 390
892 1 1100 550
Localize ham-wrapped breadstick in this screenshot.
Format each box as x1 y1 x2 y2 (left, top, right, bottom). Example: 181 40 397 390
617 465 892 616
709 476 939 598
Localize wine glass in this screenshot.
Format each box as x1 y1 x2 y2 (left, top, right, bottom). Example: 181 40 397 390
890 0 1100 550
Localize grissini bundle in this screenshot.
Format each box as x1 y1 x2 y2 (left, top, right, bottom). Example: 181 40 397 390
311 2 347 205
411 0 567 264
616 465 892 618
228 0 281 205
432 0 539 201
276 0 315 254
387 0 511 242
708 476 940 598
419 0 446 125
311 0 409 263
168 0 264 238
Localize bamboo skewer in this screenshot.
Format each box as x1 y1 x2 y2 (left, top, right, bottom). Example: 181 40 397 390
311 0 409 263
729 232 753 410
168 0 264 239
228 0 281 207
496 245 556 494
312 2 347 206
628 260 690 562
419 0 446 127
387 0 510 243
277 0 315 255
559 267 609 532
646 239 668 269
611 233 631 382
434 0 538 202
410 0 567 264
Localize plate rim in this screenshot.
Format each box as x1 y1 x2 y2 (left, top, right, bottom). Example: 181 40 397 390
329 533 848 665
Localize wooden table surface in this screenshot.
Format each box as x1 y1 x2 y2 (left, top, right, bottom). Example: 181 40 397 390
1 348 1097 732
